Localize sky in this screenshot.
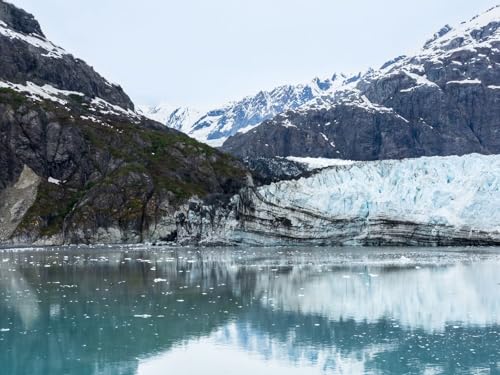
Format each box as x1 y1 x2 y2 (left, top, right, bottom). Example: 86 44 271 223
8 0 500 108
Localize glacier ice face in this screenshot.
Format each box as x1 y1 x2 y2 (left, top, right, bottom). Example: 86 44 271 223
251 154 500 235
258 154 500 231
165 154 500 247
8 153 499 247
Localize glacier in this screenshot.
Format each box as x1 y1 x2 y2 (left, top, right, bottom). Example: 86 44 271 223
172 153 500 246
258 154 500 231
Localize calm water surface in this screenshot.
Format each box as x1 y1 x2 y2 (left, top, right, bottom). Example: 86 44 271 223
0 246 499 375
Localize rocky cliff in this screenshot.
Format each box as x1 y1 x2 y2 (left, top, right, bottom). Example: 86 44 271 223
222 6 500 161
0 0 248 245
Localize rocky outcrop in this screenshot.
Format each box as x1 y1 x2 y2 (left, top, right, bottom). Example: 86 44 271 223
222 6 500 161
0 1 43 36
0 94 248 245
0 0 134 109
0 165 40 241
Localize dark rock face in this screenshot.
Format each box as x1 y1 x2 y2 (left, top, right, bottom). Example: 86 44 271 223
0 1 248 244
242 157 311 185
0 1 44 36
222 8 500 161
0 93 247 244
0 0 134 110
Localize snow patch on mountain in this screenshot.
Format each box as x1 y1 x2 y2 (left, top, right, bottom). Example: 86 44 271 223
0 80 82 105
284 157 355 170
0 19 67 58
0 79 140 121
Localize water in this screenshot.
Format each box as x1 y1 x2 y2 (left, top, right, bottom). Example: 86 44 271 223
0 246 499 375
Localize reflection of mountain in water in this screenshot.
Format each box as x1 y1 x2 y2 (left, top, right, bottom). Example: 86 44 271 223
0 247 499 374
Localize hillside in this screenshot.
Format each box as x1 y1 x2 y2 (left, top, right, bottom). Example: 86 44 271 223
0 0 248 245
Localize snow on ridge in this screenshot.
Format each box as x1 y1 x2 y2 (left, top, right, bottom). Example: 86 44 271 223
417 5 500 59
0 80 83 105
0 20 67 59
90 97 140 120
295 6 499 118
0 79 140 121
138 103 180 123
259 153 500 231
142 6 499 146
281 119 298 129
446 79 482 85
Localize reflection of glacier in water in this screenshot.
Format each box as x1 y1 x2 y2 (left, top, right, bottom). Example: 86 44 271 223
0 246 499 375
253 260 500 332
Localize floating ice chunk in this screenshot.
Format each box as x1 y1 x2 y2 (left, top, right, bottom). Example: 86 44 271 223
134 314 152 319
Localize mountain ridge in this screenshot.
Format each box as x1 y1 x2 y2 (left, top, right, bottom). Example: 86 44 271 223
140 73 360 146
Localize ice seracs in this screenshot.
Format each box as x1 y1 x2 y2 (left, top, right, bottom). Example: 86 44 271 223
258 154 500 231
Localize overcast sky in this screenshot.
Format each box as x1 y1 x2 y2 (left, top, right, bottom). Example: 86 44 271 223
8 0 500 108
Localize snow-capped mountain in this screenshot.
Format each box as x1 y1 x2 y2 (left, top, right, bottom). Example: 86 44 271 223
138 105 203 134
137 103 179 124
141 73 359 147
222 5 500 160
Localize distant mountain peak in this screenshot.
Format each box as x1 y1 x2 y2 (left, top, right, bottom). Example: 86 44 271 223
141 73 360 147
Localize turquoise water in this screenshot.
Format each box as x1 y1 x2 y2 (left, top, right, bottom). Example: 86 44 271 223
0 246 499 375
